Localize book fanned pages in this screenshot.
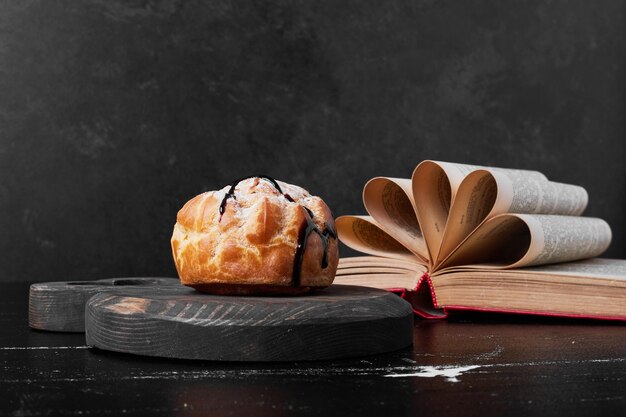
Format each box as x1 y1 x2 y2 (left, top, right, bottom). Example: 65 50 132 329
335 160 626 320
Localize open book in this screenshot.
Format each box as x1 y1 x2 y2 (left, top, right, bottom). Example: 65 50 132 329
335 160 626 320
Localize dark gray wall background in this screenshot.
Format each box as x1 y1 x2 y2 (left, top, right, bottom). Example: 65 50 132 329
1 0 625 282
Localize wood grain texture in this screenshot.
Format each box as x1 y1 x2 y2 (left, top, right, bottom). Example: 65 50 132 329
29 278 181 332
85 284 414 361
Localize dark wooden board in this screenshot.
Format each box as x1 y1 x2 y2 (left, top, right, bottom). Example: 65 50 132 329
29 277 183 332
85 284 414 361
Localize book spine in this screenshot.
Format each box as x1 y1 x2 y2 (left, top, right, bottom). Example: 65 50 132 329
391 273 448 319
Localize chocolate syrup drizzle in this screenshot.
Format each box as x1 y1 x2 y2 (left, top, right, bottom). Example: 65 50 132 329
292 206 337 287
218 175 336 287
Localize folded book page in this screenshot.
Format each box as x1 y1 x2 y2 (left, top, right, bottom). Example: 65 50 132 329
411 160 549 261
362 177 429 260
437 214 611 272
438 169 588 262
338 160 607 277
334 215 423 262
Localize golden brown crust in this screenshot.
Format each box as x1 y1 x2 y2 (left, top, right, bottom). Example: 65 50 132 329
171 178 339 294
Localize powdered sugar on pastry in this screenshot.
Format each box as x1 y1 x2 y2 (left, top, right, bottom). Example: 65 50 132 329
171 176 338 295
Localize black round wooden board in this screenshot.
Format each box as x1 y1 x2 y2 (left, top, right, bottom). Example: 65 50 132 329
85 285 414 361
29 277 182 332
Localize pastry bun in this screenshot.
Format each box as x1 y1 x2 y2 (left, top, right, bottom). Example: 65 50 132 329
171 176 339 295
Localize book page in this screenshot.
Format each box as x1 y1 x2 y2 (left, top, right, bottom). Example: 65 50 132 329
432 264 626 319
337 255 423 271
335 215 425 263
336 256 426 289
436 214 611 271
507 176 587 216
336 256 426 290
478 167 586 216
514 258 626 280
438 169 588 263
362 177 428 259
411 161 479 261
520 214 611 267
437 214 531 270
411 161 549 262
437 170 500 263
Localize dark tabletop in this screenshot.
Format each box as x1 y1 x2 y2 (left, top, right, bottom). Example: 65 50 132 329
2 282 625 416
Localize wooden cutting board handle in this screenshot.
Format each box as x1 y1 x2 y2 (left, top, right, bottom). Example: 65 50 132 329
29 277 182 332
